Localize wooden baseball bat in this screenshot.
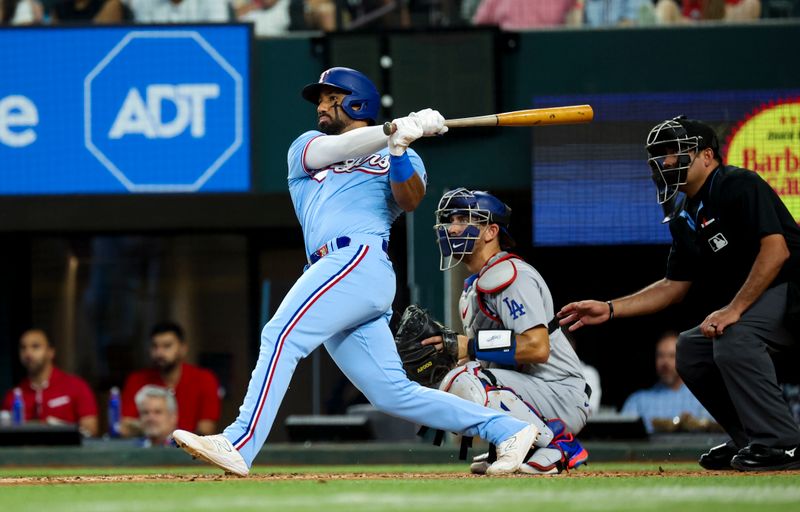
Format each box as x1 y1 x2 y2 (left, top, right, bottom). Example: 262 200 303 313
382 105 594 135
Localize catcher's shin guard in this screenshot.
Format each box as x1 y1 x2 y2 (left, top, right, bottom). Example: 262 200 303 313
439 362 554 448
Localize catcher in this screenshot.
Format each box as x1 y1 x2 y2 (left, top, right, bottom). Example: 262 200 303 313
395 188 590 474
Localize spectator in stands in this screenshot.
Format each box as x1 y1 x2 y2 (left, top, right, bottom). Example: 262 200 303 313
135 385 178 447
123 0 229 23
655 0 760 23
582 0 657 26
1 329 98 437
120 321 220 437
460 0 482 22
232 0 290 36
472 0 581 30
621 331 714 433
0 0 43 24
50 0 126 23
303 0 336 31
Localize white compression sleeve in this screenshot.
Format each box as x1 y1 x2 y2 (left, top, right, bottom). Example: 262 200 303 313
304 126 389 170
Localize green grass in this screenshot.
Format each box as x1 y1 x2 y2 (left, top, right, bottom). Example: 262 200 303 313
1 464 799 512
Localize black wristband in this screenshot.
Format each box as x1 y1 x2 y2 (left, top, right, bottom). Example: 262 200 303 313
467 338 476 359
606 300 614 320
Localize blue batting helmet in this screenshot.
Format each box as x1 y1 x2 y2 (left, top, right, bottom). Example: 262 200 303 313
301 67 381 122
434 188 514 270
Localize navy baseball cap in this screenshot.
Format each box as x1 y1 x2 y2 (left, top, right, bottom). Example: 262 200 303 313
676 118 722 162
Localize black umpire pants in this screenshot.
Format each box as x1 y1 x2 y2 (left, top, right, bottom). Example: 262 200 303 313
676 283 800 448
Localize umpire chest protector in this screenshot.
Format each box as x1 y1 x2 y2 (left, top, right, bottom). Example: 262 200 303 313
669 165 800 307
460 251 520 339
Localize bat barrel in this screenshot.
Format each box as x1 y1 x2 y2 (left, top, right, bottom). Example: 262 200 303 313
496 105 594 127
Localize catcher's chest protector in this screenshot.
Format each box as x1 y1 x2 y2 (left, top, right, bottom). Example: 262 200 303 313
460 252 520 338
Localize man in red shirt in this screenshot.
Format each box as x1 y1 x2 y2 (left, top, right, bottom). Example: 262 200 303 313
2 329 98 436
120 322 220 436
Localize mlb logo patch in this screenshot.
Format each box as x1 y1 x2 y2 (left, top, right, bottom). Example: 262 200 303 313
708 233 728 252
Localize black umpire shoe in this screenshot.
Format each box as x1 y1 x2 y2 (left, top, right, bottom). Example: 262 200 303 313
699 442 739 470
730 444 800 472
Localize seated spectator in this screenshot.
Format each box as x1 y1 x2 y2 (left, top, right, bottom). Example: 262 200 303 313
232 0 290 36
0 0 44 24
655 0 760 23
621 331 715 433
135 385 178 447
582 0 656 27
50 0 126 23
123 0 229 23
1 329 98 436
461 0 482 22
472 0 580 30
303 0 336 31
120 321 220 436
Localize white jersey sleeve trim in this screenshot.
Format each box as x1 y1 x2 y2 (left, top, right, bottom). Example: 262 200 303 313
304 125 389 171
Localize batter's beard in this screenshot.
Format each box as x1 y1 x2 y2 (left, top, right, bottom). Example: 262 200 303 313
318 118 347 135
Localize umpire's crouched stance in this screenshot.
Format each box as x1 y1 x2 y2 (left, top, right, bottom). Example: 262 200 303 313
396 188 590 475
559 117 800 471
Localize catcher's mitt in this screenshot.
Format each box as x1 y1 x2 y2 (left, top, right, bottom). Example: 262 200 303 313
394 304 459 387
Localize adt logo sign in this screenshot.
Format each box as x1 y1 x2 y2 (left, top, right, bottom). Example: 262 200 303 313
85 31 243 192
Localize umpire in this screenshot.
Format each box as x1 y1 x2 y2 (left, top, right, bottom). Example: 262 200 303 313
558 116 800 471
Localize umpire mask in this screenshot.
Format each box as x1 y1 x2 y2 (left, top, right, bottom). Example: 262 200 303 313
646 117 701 204
434 188 513 271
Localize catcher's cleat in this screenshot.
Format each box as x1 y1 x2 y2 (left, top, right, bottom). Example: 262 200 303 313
518 428 588 475
553 432 588 469
486 424 538 475
519 447 563 475
173 430 249 477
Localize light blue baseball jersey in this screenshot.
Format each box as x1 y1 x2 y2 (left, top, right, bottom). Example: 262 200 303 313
222 128 530 467
287 130 426 254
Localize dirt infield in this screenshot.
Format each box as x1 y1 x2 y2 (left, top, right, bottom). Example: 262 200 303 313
0 468 781 486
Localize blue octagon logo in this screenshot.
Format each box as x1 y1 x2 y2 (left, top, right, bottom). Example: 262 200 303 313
85 31 243 192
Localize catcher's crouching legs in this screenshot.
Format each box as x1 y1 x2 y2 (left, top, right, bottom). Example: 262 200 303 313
439 362 555 448
440 362 588 475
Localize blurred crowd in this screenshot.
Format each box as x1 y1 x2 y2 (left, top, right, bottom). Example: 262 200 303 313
1 323 221 448
1 0 798 36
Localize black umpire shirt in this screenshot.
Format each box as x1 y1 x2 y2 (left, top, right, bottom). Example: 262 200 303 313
665 164 800 310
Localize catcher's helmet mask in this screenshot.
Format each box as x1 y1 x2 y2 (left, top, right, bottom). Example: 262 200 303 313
646 116 720 205
301 67 380 125
434 188 514 271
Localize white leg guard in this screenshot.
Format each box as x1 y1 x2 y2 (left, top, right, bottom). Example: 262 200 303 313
518 447 564 475
440 362 554 448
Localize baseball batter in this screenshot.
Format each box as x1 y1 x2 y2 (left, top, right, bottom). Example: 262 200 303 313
425 188 590 474
172 68 537 476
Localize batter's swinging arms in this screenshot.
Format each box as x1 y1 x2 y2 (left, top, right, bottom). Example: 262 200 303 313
172 67 537 476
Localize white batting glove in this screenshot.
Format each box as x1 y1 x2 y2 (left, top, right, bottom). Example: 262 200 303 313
409 108 448 136
388 116 424 156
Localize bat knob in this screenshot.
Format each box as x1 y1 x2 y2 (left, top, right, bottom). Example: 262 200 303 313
382 121 396 136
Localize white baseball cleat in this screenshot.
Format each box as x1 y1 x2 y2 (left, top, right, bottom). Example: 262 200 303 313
173 430 249 477
486 424 538 475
